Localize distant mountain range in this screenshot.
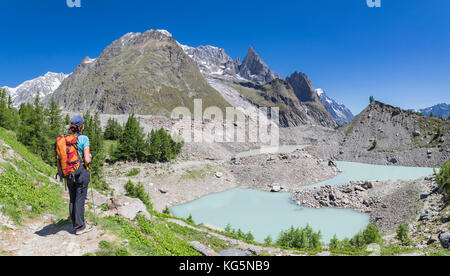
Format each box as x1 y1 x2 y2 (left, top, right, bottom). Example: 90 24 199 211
0 29 367 128
2 72 67 107
416 103 450 119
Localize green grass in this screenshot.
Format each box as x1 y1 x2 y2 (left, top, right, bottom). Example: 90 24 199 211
0 127 55 177
167 222 228 252
125 168 140 177
181 167 212 180
0 166 64 224
96 215 201 256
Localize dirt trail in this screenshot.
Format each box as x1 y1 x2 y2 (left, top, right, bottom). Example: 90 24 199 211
0 216 109 256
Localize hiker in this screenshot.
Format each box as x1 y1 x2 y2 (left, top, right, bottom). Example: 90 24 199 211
57 115 93 235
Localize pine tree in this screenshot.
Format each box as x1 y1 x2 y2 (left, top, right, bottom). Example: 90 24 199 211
329 234 340 250
114 114 145 161
159 128 172 162
103 117 122 140
0 88 18 131
64 114 71 126
83 112 108 190
264 235 273 245
46 98 63 140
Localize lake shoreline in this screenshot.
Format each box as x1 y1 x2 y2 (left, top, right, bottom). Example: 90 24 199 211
292 175 437 233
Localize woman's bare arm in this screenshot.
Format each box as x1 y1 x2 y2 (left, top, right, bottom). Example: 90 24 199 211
84 146 92 164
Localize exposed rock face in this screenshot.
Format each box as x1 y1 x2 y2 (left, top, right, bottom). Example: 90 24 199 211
316 88 354 126
333 101 450 167
50 30 229 116
286 72 319 102
237 46 281 85
232 79 310 127
180 45 238 77
286 72 337 127
3 72 68 107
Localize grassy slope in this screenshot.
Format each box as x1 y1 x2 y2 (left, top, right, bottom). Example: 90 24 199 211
0 127 65 224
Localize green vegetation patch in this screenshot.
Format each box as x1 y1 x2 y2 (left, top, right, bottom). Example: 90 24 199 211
436 159 450 201
0 127 55 177
0 166 64 223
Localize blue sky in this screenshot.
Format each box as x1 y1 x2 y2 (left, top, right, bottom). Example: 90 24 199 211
0 0 449 114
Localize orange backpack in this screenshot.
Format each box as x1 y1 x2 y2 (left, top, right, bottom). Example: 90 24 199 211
56 134 82 179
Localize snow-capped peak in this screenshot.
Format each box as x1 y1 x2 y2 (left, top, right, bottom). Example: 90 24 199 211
316 88 324 96
315 88 354 125
156 29 172 37
3 72 68 107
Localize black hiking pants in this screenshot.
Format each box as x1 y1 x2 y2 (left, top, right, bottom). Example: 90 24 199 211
67 166 90 232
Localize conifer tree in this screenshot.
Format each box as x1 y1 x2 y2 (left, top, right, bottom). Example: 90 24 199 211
103 117 122 140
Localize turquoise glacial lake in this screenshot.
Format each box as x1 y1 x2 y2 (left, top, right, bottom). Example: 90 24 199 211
171 162 435 243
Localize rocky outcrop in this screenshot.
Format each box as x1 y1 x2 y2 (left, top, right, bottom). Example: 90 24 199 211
286 72 337 128
237 47 281 85
293 176 429 232
50 30 229 116
336 101 450 167
180 45 238 77
188 241 220 256
109 196 151 221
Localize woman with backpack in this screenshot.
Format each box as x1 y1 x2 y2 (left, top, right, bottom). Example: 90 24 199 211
65 115 93 235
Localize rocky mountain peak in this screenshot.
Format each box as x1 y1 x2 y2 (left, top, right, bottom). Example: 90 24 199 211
238 46 281 84
50 29 229 115
315 88 354 126
286 72 319 102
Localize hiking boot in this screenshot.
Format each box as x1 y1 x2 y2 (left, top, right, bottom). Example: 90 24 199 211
75 226 94 236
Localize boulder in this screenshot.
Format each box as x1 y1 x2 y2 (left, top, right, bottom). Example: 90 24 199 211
219 249 253 257
342 187 353 193
112 196 151 221
189 241 219 256
389 158 398 164
215 172 223 178
413 130 421 137
90 189 110 207
439 232 450 249
270 185 282 192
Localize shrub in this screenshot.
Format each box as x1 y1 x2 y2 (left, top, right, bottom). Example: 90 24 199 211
162 206 171 215
396 224 411 246
435 160 450 202
126 168 140 177
264 235 273 245
186 214 195 224
350 224 381 247
124 180 152 209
